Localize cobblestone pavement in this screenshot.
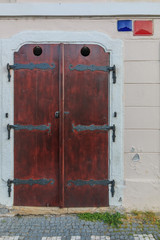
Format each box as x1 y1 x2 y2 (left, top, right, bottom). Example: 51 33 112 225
0 215 159 240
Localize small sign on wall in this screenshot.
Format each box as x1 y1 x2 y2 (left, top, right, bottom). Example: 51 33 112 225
117 19 153 36
117 20 132 32
134 20 153 35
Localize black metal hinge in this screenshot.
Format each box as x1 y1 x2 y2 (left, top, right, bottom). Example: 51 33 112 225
110 65 116 84
69 64 116 83
7 63 13 82
67 179 115 197
7 63 56 82
72 124 116 142
7 179 13 197
110 180 115 197
111 124 116 142
7 123 51 139
7 178 55 197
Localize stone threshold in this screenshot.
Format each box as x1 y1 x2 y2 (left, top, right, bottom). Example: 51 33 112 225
1 206 160 217
11 206 113 215
0 206 126 216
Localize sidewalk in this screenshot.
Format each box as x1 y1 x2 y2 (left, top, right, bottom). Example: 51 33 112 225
0 214 160 240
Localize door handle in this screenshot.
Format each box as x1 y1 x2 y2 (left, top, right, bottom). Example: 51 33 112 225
55 111 60 118
55 111 70 118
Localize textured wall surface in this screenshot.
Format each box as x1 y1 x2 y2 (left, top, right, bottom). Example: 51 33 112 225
123 39 160 210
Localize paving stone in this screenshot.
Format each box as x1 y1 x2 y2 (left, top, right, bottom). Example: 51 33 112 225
0 215 160 240
91 236 110 240
0 237 19 240
70 237 81 240
133 234 156 240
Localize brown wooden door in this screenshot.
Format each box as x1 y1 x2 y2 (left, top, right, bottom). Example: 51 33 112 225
63 45 109 207
13 44 109 207
14 44 60 206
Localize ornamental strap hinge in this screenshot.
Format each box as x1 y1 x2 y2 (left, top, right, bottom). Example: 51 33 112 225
72 124 116 142
7 123 51 139
7 62 56 82
67 179 115 197
69 64 116 84
7 178 55 197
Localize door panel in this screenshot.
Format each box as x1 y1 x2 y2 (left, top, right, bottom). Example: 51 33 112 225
13 43 109 207
63 44 109 207
14 44 59 206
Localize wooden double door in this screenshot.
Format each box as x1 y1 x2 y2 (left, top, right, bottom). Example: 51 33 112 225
13 43 110 207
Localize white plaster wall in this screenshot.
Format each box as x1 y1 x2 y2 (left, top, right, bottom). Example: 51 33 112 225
1 2 160 17
0 15 159 211
1 18 160 40
124 39 160 211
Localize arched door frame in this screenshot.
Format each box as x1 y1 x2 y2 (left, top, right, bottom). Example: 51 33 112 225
0 31 123 208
